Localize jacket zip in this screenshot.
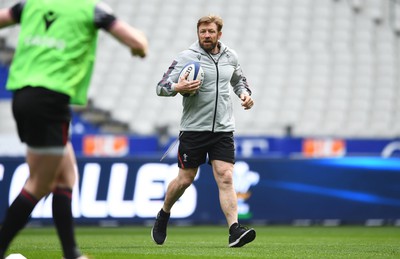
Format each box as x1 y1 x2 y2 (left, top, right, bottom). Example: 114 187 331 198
212 60 219 132
206 52 222 133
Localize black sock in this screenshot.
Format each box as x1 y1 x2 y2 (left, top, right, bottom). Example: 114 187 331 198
229 222 239 233
52 187 81 259
159 208 170 218
0 189 38 254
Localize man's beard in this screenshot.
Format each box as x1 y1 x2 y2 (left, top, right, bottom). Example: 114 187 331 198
200 40 217 52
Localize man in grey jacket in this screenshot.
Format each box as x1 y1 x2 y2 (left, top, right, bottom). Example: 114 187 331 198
153 15 255 248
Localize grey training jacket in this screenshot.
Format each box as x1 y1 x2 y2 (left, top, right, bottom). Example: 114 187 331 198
156 41 251 132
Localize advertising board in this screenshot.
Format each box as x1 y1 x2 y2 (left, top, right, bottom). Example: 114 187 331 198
1 157 399 225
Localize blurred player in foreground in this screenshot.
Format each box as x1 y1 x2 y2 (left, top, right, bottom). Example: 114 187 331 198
0 0 147 258
153 14 255 248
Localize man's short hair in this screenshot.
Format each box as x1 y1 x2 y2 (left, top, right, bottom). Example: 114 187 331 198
197 15 223 32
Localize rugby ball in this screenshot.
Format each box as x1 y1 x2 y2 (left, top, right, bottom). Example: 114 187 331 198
178 61 204 97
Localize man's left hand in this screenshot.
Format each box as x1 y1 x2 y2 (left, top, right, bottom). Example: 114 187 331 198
240 94 254 110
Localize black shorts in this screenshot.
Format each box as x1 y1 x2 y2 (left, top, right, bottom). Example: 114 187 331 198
177 131 235 169
12 86 71 147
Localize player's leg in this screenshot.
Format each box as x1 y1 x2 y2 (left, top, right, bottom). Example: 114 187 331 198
0 86 67 256
0 86 80 257
209 132 238 227
211 159 256 247
211 160 237 226
162 167 198 213
152 131 206 245
0 147 63 257
52 142 84 259
152 167 198 245
209 132 256 247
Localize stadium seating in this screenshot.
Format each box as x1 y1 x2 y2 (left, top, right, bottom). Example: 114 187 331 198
0 0 399 138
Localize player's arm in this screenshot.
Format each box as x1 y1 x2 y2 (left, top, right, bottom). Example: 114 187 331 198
95 2 148 58
0 8 15 28
231 63 252 95
0 1 24 29
232 70 254 110
108 20 148 58
231 62 253 110
156 60 180 97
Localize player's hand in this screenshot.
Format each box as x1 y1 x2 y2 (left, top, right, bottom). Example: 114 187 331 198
240 94 254 110
131 47 147 58
175 73 201 94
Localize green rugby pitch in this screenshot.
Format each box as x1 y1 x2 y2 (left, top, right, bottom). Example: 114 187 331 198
5 225 400 258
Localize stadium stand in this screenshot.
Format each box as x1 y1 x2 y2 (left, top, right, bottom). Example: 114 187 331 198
0 0 399 138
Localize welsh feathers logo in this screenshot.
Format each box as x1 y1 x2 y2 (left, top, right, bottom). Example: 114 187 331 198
233 161 260 219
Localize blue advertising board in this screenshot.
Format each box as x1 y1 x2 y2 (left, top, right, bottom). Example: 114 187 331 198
67 134 400 158
1 157 399 225
0 65 11 99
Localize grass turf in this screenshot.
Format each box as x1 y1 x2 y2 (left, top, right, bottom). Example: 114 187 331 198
5 225 400 258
